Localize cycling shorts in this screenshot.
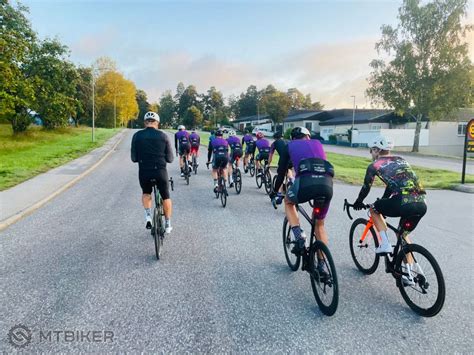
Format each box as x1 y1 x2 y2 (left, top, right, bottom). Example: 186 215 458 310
230 148 243 164
256 151 269 162
139 168 170 199
286 174 333 219
245 144 256 155
179 144 191 156
190 145 199 154
212 155 229 170
373 194 427 218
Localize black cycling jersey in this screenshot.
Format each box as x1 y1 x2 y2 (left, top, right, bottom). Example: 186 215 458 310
131 127 174 170
270 138 288 157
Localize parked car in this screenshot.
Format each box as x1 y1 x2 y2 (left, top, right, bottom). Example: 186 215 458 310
252 127 274 137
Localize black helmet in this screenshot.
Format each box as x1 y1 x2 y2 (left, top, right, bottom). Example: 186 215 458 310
273 131 282 139
210 130 215 135
215 129 223 137
290 126 311 140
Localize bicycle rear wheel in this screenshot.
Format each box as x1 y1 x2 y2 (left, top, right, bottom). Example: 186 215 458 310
282 217 300 271
193 156 198 174
395 243 445 317
153 208 163 260
264 169 272 195
310 240 339 316
220 182 227 208
349 218 380 274
185 160 190 185
255 170 263 188
249 161 255 177
235 169 242 194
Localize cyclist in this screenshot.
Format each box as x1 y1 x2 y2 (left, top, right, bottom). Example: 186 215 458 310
255 131 271 177
227 129 243 188
131 111 174 233
207 129 230 192
269 131 294 205
241 129 256 173
353 136 427 256
272 127 334 273
189 129 200 168
174 125 191 177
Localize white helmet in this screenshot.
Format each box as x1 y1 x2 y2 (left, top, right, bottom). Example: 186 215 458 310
369 135 394 150
229 130 236 136
178 125 185 130
144 111 160 122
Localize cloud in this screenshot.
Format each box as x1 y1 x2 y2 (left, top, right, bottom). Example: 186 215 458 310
71 27 118 60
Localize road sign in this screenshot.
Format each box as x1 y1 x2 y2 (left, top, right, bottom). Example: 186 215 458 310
462 119 474 183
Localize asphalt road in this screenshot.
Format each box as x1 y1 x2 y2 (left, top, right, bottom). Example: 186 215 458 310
1 130 472 352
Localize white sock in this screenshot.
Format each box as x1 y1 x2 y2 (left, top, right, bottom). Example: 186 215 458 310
379 230 390 245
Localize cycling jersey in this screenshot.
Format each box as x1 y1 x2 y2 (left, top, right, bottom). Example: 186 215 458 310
256 138 271 161
270 138 288 156
208 137 229 169
175 130 191 155
189 132 200 147
357 156 426 205
227 135 243 164
242 134 256 154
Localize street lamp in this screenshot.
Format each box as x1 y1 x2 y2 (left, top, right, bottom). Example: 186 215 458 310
91 66 96 142
351 95 356 147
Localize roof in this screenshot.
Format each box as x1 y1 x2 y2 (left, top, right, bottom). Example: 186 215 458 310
284 110 326 123
442 108 474 122
319 110 397 126
232 114 270 123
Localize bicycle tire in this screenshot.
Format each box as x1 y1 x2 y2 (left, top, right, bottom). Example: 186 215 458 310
272 175 277 193
264 169 272 195
220 182 227 208
395 243 445 317
309 240 339 316
193 156 198 174
185 160 190 185
349 218 380 274
256 170 263 189
249 161 255 177
282 217 300 271
153 208 162 260
235 169 242 194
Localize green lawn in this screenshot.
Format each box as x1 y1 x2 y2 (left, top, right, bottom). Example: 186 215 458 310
0 124 121 190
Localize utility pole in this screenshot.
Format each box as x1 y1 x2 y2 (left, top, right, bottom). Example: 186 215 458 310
351 95 356 147
92 69 95 142
114 94 117 129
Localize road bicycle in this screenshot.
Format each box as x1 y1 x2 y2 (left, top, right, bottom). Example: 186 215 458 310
231 157 242 194
207 162 229 208
150 177 174 260
255 160 272 195
191 151 199 175
248 156 256 177
182 154 191 185
343 199 445 317
282 198 339 316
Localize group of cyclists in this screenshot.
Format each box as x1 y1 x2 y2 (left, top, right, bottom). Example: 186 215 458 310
132 111 427 285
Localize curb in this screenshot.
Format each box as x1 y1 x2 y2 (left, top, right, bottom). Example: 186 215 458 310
452 184 474 194
0 130 127 232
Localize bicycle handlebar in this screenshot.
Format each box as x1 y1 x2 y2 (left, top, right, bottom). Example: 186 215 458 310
343 199 370 220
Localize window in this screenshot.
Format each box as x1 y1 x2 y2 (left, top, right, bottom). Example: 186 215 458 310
289 123 294 128
458 123 467 136
305 122 312 131
371 125 381 131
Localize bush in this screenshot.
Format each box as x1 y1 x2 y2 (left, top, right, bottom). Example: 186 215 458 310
284 128 292 140
328 134 337 144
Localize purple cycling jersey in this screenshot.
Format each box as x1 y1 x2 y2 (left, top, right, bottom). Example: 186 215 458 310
288 139 326 177
176 130 190 144
256 138 270 151
227 136 241 149
242 134 254 144
189 132 200 146
211 137 229 151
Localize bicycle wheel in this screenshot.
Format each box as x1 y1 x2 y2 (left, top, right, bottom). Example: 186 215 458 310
309 240 339 316
349 218 380 274
395 243 445 317
185 160 190 185
272 175 277 193
249 161 255 177
153 208 162 260
255 170 263 189
220 182 227 208
235 169 242 194
264 169 272 195
282 217 301 271
193 156 198 174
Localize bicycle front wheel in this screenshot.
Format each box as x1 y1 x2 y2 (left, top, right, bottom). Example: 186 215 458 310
264 169 272 195
395 243 445 317
255 171 263 188
249 162 255 177
349 218 380 274
220 186 227 208
282 217 300 271
310 240 339 316
235 169 242 194
153 208 162 260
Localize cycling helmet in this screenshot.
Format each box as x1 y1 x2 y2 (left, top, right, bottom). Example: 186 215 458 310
256 131 264 139
290 126 310 140
178 125 185 130
369 135 394 151
144 111 160 122
273 131 282 139
229 130 236 136
215 129 223 137
210 130 215 135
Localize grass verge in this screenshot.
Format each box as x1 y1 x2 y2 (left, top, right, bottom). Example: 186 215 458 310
0 124 121 190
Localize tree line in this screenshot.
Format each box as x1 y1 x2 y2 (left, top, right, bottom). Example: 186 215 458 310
0 2 141 133
153 83 324 130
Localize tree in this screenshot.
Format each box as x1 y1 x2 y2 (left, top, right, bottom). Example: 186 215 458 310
177 85 199 120
183 105 203 129
287 88 307 110
159 91 176 127
237 85 259 117
73 66 93 127
136 89 150 125
261 90 291 124
367 0 473 152
0 1 36 133
202 86 224 120
26 38 79 129
174 82 185 102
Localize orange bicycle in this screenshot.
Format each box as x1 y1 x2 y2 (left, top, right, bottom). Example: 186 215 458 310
343 199 445 317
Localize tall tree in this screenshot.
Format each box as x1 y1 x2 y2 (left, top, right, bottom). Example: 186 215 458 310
183 105 203 129
237 85 259 117
0 1 36 133
73 66 93 127
177 85 199 120
159 91 176 127
136 89 150 124
26 38 79 129
174 82 185 103
367 0 473 152
261 90 291 124
202 86 224 120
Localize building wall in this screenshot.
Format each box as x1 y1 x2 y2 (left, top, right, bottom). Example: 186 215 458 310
418 121 469 157
320 123 390 140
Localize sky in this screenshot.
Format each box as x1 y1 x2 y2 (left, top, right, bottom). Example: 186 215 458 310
20 0 474 109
